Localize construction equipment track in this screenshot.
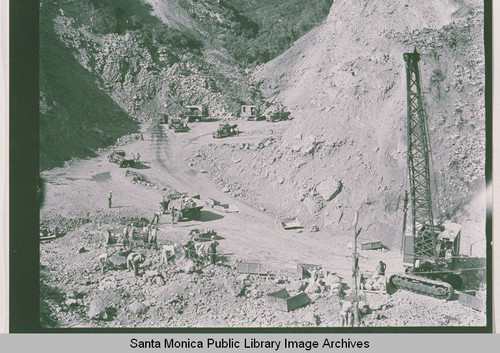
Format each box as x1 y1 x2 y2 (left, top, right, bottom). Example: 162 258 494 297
389 273 454 300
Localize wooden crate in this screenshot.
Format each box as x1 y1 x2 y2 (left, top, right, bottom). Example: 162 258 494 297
236 262 267 275
296 263 321 279
458 291 486 312
266 289 311 312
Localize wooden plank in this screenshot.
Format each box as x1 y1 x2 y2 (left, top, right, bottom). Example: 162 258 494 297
361 241 383 250
343 294 366 302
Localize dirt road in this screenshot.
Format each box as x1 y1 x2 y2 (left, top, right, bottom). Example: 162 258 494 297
41 120 405 276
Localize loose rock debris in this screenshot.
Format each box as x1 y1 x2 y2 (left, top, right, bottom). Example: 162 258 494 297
39 210 486 328
281 217 303 230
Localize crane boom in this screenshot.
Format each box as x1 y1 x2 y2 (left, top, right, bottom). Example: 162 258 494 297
403 49 437 261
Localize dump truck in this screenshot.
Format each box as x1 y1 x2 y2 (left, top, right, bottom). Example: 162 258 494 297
212 123 238 138
160 193 203 222
108 150 135 168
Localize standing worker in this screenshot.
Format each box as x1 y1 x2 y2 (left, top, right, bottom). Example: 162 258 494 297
339 301 353 327
108 191 112 208
376 261 386 276
143 224 151 243
161 196 170 214
136 152 141 163
149 225 158 249
123 223 133 248
171 208 176 226
208 235 219 265
152 211 161 224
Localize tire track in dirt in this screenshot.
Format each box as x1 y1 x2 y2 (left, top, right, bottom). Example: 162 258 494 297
147 123 361 273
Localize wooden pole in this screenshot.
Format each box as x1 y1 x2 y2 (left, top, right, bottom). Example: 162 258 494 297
352 210 362 327
401 190 409 254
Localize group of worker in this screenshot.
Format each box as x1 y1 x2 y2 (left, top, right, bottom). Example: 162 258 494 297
101 216 219 277
131 152 141 163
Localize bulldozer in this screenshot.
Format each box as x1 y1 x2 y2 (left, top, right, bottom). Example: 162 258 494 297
266 109 291 122
160 193 203 222
108 150 135 168
168 117 189 132
212 123 238 138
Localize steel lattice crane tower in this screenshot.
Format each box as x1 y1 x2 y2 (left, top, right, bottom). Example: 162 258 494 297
403 48 437 262
389 49 472 300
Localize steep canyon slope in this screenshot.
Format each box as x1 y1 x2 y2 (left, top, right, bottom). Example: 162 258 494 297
203 0 486 248
40 0 332 169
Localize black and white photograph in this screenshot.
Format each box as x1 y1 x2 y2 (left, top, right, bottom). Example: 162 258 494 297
35 0 489 329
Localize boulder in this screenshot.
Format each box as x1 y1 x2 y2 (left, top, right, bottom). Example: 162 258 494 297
87 299 111 320
225 280 246 297
316 178 343 201
108 254 127 269
128 301 149 315
145 270 160 278
154 277 165 285
305 282 321 294
65 299 78 307
288 280 307 293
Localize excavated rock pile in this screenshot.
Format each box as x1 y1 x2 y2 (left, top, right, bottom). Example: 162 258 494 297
40 222 485 328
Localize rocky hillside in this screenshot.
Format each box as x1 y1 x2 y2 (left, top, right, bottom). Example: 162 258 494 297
39 0 248 169
40 0 485 249
200 0 485 247
40 0 333 169
40 1 140 169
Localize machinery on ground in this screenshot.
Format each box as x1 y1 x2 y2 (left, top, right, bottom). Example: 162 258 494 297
168 117 189 132
185 105 208 122
160 193 203 222
108 150 135 168
241 105 264 121
266 108 291 122
189 228 217 242
212 123 239 138
389 49 466 300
